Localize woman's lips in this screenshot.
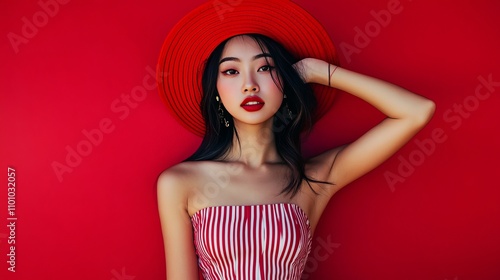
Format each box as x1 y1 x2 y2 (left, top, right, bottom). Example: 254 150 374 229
241 96 265 112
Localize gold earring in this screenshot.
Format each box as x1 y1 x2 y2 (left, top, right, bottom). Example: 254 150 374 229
216 96 229 127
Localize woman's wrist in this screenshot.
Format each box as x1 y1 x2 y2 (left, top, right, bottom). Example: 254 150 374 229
306 58 338 86
328 63 339 87
294 58 339 86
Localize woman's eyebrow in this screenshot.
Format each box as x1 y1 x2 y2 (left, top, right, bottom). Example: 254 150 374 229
254 53 272 60
219 53 272 65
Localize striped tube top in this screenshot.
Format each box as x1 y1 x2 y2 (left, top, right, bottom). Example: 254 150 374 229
191 203 312 280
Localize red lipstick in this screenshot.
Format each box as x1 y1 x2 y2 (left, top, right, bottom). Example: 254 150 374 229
240 96 265 112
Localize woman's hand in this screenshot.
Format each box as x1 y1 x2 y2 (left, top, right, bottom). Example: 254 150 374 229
293 58 332 85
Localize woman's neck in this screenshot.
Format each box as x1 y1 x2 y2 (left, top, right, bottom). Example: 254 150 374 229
224 120 281 167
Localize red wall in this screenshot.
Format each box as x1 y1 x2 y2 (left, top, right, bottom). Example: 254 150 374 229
1 0 499 279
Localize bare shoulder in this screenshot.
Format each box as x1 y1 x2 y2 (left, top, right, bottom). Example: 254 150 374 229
157 161 222 203
159 160 239 215
157 161 205 198
158 160 204 177
157 161 197 185
156 161 202 279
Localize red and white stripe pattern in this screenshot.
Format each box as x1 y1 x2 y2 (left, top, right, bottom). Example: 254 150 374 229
191 203 312 280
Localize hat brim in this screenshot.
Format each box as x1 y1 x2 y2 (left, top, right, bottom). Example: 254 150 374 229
157 0 339 136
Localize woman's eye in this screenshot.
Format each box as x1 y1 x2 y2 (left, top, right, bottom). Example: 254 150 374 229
258 65 274 72
222 69 238 75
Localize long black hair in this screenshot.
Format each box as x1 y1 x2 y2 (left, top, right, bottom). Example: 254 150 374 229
186 34 330 197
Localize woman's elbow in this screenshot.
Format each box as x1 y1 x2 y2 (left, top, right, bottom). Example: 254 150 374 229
413 99 436 126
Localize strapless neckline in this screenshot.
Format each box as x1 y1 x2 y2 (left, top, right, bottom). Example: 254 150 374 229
191 202 311 232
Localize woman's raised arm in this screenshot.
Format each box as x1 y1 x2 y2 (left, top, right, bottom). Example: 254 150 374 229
300 58 435 195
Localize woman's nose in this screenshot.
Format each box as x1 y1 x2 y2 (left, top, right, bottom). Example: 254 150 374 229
242 73 259 93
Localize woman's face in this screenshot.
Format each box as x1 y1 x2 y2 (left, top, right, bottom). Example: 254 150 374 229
217 35 283 128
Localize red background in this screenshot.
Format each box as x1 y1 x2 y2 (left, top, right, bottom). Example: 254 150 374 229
1 0 499 279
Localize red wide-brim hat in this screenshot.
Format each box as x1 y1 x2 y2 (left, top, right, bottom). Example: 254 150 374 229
157 0 339 136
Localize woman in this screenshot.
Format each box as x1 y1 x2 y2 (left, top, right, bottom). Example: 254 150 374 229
156 1 435 279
